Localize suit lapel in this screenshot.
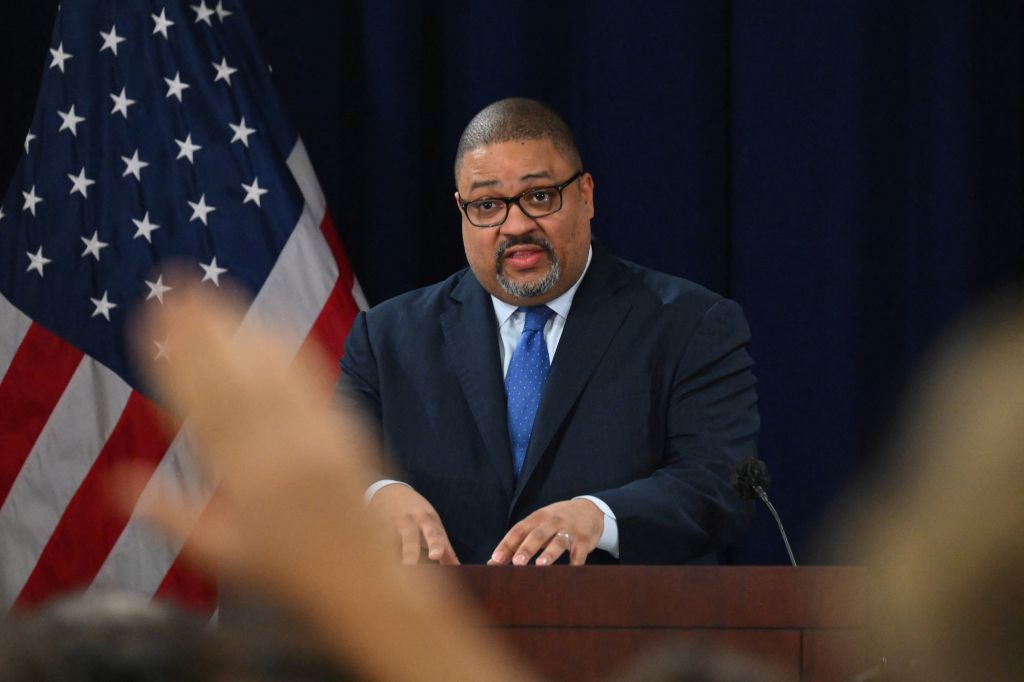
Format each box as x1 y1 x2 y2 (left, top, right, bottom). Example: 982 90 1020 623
441 272 516 496
511 246 633 505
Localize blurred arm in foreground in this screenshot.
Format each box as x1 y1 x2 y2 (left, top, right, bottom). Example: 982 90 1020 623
125 284 534 682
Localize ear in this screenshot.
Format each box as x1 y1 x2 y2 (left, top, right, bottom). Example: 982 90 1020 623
579 173 595 219
453 191 464 214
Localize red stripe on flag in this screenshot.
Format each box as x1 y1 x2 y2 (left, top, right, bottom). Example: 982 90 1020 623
153 547 218 614
154 560 218 614
319 210 355 291
296 212 361 379
0 323 83 506
14 393 177 610
298 210 361 380
298 278 360 383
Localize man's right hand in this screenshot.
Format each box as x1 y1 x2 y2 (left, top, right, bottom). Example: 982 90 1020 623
368 484 460 565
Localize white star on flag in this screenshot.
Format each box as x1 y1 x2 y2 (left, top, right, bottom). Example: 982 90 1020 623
215 1 233 22
67 167 96 198
49 42 72 72
188 194 216 225
145 275 173 303
99 25 126 55
24 131 35 154
242 177 269 207
164 72 191 101
121 150 149 181
132 212 160 242
200 257 227 286
90 291 117 321
229 117 256 147
212 57 238 86
192 1 215 26
26 246 52 276
152 8 175 38
22 185 43 216
0 206 5 222
58 105 86 136
175 133 202 163
110 87 136 118
80 231 109 260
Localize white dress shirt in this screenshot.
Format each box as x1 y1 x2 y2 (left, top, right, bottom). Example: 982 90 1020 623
366 245 621 558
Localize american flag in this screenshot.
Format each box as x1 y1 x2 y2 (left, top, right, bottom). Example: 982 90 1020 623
0 0 365 612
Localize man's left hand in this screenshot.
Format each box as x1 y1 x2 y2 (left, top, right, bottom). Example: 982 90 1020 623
488 499 604 566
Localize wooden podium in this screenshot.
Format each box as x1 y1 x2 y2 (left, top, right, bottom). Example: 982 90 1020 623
455 566 866 682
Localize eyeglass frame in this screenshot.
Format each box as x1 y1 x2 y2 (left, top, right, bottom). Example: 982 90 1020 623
456 170 585 228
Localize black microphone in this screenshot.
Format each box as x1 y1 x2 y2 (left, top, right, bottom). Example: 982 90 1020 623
732 458 797 566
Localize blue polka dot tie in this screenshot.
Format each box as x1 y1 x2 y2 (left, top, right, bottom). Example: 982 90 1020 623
505 306 555 479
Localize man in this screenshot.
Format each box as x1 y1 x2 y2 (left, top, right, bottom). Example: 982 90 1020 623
340 98 759 566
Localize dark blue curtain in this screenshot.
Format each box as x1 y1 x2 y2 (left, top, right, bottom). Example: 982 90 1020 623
3 1 1022 563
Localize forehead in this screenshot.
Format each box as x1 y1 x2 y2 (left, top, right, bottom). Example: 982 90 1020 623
458 138 572 192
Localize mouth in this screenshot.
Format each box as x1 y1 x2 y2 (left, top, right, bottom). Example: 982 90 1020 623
494 238 561 299
502 245 546 270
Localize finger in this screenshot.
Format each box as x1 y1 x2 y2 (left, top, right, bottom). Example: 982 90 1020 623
399 523 424 565
569 543 588 566
490 524 530 565
510 525 557 566
422 523 452 562
534 533 571 567
437 544 461 566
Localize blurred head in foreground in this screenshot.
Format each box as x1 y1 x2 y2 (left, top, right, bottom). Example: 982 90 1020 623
0 590 212 681
0 589 350 681
840 292 1024 681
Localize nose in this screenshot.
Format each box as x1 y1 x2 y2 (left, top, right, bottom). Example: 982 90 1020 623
498 200 537 236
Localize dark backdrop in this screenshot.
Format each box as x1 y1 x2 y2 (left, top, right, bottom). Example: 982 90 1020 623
3 1 1022 564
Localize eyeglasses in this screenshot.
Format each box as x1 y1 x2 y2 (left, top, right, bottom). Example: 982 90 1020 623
457 170 584 228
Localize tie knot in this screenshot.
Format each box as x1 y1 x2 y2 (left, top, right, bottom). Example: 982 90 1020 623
520 306 554 332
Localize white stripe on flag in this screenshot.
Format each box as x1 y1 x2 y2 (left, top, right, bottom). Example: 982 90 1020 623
288 139 369 312
95 140 341 596
0 294 33 379
287 139 326 223
0 358 132 610
351 278 370 312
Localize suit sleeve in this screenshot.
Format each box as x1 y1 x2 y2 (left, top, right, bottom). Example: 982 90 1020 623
337 311 383 422
594 298 759 564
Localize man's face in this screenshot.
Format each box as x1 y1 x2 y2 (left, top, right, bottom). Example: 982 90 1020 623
455 138 594 305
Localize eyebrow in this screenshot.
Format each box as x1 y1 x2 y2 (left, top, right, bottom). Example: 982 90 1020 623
468 178 499 192
468 171 554 193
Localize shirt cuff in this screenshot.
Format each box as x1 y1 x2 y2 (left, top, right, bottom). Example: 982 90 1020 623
575 495 619 558
363 479 409 506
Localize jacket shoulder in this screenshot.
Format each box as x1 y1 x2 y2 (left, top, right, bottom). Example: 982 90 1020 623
363 268 471 323
616 258 725 311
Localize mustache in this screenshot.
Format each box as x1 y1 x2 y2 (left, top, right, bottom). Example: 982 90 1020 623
495 235 555 260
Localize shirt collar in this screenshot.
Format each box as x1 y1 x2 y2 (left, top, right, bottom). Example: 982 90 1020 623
491 244 593 325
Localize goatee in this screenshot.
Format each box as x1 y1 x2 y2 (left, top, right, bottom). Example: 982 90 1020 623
495 236 560 299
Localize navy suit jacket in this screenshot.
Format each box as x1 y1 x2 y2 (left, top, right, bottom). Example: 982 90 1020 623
340 243 759 564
